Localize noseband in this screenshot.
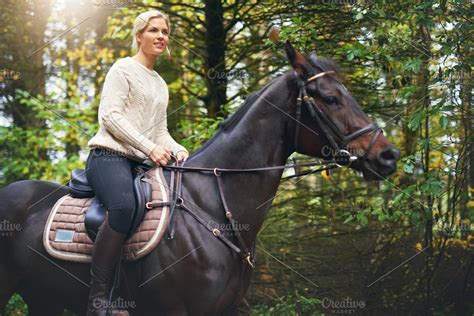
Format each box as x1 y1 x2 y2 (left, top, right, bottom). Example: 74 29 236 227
292 71 382 167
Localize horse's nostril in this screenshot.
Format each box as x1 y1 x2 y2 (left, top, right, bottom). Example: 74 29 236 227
378 147 400 166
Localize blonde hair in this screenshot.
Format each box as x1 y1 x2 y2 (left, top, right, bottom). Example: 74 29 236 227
131 10 170 52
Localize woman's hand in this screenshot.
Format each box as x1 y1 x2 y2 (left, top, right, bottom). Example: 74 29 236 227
149 145 171 166
176 150 189 162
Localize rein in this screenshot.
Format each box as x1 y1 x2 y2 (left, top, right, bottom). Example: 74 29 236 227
156 70 381 269
159 159 339 270
163 159 337 176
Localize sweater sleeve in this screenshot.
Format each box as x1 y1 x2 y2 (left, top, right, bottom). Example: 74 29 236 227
99 65 156 156
155 108 188 155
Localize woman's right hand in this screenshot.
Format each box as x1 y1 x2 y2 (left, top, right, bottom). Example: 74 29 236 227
149 145 171 166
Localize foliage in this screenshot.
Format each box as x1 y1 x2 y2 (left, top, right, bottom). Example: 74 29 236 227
249 290 322 316
0 0 472 315
5 294 27 316
0 89 94 186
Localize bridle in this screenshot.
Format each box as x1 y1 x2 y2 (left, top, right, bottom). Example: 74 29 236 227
156 70 384 270
292 70 382 167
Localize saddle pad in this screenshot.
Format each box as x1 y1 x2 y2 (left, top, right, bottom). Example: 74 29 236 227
43 167 170 263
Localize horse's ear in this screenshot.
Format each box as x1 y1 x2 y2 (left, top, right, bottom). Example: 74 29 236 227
268 26 280 44
284 41 311 76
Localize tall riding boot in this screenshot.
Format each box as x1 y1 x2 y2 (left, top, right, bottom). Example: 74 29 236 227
87 218 129 316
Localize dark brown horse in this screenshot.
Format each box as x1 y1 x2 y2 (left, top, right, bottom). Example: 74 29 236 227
0 42 399 315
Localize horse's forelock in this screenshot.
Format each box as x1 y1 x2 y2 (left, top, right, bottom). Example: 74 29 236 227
307 53 340 75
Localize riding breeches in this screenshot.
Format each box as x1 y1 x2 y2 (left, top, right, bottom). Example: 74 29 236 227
85 148 142 234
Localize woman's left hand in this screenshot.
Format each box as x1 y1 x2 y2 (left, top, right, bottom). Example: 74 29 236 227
176 151 189 162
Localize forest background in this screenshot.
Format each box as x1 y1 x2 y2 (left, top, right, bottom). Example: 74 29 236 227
0 0 472 314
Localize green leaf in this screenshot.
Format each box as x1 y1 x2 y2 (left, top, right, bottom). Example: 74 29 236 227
404 163 414 174
347 51 355 61
420 179 444 196
344 214 354 224
393 192 406 206
408 111 422 131
409 211 423 226
356 213 368 226
404 58 422 73
439 116 448 129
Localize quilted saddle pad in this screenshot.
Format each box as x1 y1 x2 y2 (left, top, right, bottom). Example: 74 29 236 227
43 167 170 263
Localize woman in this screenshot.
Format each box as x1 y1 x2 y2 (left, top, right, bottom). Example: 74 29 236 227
85 10 188 315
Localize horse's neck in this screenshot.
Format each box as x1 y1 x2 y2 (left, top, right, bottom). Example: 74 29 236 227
186 75 295 244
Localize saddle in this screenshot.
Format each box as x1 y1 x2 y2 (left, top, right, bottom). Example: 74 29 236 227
44 162 256 266
43 167 171 262
68 167 151 240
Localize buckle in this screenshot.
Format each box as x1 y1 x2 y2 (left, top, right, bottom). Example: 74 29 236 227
245 254 255 269
146 202 153 210
333 149 357 167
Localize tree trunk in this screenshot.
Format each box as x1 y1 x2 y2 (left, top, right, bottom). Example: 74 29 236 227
459 44 473 240
204 0 227 117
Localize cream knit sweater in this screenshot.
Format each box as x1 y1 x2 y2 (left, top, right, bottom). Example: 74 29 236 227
88 57 188 162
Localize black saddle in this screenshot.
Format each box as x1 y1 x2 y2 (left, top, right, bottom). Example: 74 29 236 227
68 167 152 240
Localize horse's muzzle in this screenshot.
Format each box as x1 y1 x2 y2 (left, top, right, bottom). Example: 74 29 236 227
377 146 400 169
355 145 400 180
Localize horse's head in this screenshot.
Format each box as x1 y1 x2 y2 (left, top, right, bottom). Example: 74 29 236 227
284 42 399 180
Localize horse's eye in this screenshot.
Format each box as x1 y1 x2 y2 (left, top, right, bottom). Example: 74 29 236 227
324 96 338 106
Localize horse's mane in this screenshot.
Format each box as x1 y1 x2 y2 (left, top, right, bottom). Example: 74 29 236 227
191 77 281 156
218 91 259 131
307 53 340 75
191 54 340 157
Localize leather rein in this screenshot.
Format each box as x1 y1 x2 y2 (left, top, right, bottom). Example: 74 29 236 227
156 71 382 269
